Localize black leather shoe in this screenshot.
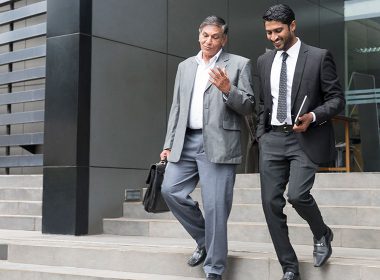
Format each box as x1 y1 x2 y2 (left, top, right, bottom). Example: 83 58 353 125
313 226 333 267
187 246 206 267
281 271 300 280
206 273 222 280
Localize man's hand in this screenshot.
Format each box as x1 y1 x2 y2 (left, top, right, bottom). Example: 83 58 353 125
160 149 171 160
208 66 231 94
293 112 313 132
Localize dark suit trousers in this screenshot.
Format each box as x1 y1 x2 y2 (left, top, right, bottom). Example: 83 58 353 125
259 130 327 274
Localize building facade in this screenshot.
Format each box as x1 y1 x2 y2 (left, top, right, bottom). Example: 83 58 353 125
1 0 379 234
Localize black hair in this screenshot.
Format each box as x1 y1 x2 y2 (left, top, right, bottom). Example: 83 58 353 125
199 15 229 35
262 4 295 25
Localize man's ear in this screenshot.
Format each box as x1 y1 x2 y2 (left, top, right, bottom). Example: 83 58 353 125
290 20 296 33
222 35 228 47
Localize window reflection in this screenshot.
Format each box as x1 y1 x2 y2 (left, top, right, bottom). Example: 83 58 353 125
346 16 380 171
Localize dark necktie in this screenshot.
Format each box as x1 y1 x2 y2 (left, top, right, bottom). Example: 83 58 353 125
277 52 289 123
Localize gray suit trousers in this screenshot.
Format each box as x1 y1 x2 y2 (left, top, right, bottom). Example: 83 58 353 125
161 129 236 275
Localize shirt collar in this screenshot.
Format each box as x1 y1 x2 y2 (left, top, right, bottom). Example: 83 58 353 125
277 37 301 59
195 48 223 66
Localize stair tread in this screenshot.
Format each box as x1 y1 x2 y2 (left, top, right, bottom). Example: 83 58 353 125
0 187 42 189
6 236 380 267
1 230 380 264
144 186 380 190
0 261 204 280
125 201 380 209
0 200 42 203
104 217 380 229
0 214 41 218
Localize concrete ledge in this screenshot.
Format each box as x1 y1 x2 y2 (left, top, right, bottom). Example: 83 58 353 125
103 218 380 249
0 215 41 231
0 175 42 189
0 261 204 280
3 236 380 280
233 173 380 188
122 202 380 226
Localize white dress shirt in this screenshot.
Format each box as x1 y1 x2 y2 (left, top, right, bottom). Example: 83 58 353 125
188 49 222 129
270 38 301 126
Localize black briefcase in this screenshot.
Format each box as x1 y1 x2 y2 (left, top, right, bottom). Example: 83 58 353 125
143 160 170 213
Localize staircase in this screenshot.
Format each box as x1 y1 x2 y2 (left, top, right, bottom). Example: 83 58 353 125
0 175 42 231
0 173 379 279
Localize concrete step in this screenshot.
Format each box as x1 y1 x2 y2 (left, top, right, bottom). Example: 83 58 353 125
182 187 380 206
0 200 41 216
0 215 41 231
0 175 42 189
122 202 380 227
103 218 380 249
3 233 380 280
0 261 204 280
0 188 42 201
0 175 43 231
234 173 380 189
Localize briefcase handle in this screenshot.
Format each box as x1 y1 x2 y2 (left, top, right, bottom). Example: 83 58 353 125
158 158 167 165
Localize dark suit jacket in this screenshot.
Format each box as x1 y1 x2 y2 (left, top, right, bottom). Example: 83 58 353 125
256 42 345 164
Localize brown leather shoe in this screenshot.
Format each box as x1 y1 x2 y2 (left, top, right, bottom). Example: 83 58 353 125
187 246 206 267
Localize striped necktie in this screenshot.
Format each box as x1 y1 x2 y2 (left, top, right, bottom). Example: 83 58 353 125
276 52 289 123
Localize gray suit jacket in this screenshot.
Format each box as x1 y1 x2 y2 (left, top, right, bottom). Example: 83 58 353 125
164 51 255 164
257 42 345 164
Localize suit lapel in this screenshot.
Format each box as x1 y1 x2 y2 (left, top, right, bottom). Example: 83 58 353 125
291 43 308 108
264 50 276 105
183 57 198 106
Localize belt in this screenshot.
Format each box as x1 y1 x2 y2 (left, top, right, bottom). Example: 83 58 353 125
186 127 202 133
271 124 293 133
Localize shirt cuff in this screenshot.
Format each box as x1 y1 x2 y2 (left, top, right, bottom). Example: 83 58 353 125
311 112 316 122
222 93 229 101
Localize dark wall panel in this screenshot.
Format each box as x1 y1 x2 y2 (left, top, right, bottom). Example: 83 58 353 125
320 6 345 85
281 0 320 47
307 0 319 5
88 167 147 233
168 0 228 58
229 0 277 72
90 37 167 169
320 0 344 15
92 0 167 53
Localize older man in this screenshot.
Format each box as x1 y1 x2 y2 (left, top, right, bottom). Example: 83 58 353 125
160 16 254 280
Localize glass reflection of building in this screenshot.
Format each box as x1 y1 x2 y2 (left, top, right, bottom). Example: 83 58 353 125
345 0 380 171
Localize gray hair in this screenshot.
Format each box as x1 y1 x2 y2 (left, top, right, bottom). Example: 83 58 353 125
199 15 228 35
